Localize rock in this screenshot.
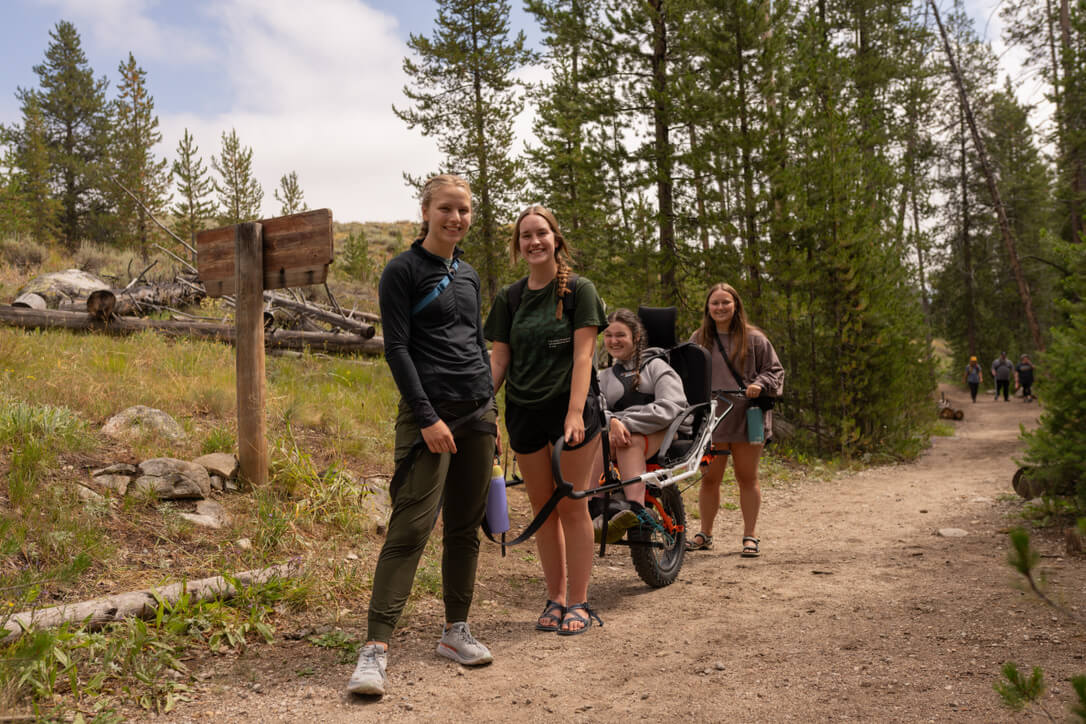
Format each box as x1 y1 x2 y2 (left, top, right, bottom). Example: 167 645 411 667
131 458 211 499
361 476 392 534
87 473 131 496
225 479 240 492
193 452 238 480
937 528 969 538
17 269 109 307
102 406 186 443
91 463 139 477
76 484 105 503
235 538 253 551
178 499 230 529
210 475 224 491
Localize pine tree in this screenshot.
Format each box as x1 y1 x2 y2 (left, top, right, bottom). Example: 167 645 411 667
274 170 307 215
0 95 60 242
112 52 169 255
211 128 263 225
170 129 215 242
5 20 111 249
394 0 537 300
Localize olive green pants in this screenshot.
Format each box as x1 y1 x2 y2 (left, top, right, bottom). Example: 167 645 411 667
366 398 496 644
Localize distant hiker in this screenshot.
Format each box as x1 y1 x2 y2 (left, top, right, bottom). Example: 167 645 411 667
964 356 983 403
1015 354 1035 402
992 352 1014 402
347 174 497 698
484 205 607 636
687 283 784 558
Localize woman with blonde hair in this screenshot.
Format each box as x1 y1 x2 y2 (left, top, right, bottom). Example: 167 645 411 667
688 283 784 557
485 205 607 635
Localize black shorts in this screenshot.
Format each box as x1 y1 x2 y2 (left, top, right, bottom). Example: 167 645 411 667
505 393 602 454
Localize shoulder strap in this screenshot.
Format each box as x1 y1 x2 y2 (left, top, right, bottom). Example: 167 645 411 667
506 273 580 318
411 259 460 316
505 276 529 317
714 333 746 387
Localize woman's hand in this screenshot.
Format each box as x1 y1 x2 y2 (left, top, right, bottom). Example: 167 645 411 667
421 419 457 454
563 408 585 446
745 383 763 399
609 418 631 447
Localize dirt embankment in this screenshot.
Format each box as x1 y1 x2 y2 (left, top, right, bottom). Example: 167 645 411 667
143 388 1083 723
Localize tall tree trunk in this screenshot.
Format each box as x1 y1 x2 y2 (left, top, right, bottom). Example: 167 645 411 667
1058 0 1084 243
959 107 978 356
649 0 679 301
931 0 1046 350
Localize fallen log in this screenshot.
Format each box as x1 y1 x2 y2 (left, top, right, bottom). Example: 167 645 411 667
0 305 384 355
264 292 375 338
2 563 296 641
57 282 206 317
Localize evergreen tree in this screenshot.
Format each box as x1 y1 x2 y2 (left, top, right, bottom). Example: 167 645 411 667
274 170 307 215
6 20 111 249
0 95 60 243
112 52 169 255
211 128 263 225
170 128 215 242
394 0 537 300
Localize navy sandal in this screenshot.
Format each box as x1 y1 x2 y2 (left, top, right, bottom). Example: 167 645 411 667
557 602 602 636
535 599 565 632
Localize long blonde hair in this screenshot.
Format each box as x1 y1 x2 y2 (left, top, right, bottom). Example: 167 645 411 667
511 205 577 320
418 174 471 240
696 282 754 370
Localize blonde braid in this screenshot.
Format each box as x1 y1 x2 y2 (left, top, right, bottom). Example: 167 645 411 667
555 256 571 320
631 320 646 391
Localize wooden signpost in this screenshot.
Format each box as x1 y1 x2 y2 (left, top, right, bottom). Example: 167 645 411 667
196 209 334 487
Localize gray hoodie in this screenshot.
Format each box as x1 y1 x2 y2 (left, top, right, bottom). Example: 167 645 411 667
599 347 688 435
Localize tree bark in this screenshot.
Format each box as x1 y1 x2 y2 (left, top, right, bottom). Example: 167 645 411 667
0 305 385 355
931 0 1046 351
2 563 296 642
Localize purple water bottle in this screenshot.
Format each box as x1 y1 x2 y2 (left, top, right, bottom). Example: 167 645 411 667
486 463 510 533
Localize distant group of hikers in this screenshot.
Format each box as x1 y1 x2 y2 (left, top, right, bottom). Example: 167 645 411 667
963 352 1035 403
346 173 785 698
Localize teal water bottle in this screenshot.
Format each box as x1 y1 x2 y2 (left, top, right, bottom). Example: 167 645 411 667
746 406 764 444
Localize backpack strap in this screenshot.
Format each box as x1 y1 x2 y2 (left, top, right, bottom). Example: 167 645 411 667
506 273 580 318
411 259 460 316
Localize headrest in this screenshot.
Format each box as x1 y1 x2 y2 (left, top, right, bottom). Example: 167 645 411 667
637 306 677 350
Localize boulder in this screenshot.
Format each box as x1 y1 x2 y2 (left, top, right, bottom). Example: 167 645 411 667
178 499 230 529
17 269 109 308
88 474 131 496
131 458 210 499
102 406 186 443
193 452 238 480
361 476 392 535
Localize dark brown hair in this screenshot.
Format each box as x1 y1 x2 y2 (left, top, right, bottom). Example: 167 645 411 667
606 307 646 390
696 282 753 370
511 205 576 320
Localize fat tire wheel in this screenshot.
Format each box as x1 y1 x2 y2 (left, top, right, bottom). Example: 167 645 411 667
629 485 686 588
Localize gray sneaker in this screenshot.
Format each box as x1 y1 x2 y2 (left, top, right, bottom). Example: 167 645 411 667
346 643 388 696
436 622 493 665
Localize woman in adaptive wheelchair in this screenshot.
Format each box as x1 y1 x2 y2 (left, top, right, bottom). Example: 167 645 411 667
484 205 608 636
590 308 688 543
688 283 784 558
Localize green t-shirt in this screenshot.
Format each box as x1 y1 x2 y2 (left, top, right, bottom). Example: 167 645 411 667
484 276 607 407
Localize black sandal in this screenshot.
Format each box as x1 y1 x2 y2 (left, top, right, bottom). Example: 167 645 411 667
741 536 760 558
557 602 603 636
535 599 565 632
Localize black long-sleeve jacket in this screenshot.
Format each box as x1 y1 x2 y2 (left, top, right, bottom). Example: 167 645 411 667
378 240 493 428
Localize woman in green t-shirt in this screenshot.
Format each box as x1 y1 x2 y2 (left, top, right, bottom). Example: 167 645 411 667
484 205 607 636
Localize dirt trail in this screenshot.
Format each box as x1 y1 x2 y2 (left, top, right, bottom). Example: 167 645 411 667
149 387 1084 723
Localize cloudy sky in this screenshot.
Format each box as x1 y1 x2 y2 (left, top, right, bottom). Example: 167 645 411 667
0 0 1037 224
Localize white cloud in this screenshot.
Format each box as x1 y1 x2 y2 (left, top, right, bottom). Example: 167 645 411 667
158 0 440 222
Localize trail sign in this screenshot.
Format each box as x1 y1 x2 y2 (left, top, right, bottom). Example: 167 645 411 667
193 209 336 487
196 209 333 297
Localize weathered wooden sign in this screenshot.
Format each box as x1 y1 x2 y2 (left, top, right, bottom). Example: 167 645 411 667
196 209 333 297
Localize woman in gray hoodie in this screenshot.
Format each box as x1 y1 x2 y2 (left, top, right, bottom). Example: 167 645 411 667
591 309 687 540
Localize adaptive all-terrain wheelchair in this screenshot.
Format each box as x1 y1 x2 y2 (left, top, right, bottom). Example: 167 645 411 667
488 306 745 588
